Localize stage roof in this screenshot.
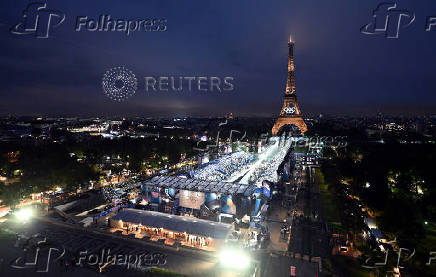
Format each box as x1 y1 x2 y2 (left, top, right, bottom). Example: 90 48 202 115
142 176 258 196
111 209 232 239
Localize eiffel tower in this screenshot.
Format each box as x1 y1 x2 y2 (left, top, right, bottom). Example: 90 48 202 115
272 36 307 136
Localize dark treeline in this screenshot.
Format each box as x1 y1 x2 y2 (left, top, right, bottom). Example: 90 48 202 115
0 136 197 207
321 141 436 274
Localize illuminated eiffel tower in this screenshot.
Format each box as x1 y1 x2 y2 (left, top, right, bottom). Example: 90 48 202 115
272 35 307 136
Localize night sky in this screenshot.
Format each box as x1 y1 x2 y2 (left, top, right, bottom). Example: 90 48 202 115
1 0 436 117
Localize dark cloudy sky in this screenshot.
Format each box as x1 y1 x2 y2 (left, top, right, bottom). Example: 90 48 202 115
1 0 436 117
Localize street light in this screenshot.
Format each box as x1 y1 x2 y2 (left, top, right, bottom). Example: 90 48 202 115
219 249 251 269
15 207 33 222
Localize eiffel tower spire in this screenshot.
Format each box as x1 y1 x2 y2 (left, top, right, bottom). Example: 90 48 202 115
285 35 296 95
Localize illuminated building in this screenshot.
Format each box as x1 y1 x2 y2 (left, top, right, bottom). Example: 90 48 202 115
272 35 307 135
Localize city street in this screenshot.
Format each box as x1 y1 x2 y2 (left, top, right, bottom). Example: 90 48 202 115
260 153 323 277
262 253 318 277
288 162 330 259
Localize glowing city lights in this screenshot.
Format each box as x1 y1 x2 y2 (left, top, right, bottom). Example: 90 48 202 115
219 249 251 269
15 207 33 222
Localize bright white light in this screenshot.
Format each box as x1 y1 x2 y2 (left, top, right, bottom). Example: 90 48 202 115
15 207 33 222
219 249 250 269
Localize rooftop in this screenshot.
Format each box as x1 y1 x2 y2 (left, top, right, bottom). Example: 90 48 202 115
142 176 258 196
111 209 232 239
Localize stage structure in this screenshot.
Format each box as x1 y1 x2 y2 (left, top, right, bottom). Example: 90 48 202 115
140 176 271 221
